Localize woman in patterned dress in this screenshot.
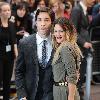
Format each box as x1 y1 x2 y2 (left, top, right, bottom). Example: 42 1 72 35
51 17 82 100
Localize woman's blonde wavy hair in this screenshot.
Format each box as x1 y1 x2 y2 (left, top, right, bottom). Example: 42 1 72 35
51 17 82 63
51 17 77 49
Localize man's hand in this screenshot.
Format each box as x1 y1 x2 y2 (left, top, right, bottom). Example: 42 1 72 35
83 42 92 49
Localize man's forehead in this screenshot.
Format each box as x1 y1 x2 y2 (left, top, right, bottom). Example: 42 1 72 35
37 12 51 19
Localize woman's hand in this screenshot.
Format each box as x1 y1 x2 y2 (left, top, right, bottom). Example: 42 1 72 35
76 70 80 82
68 83 76 100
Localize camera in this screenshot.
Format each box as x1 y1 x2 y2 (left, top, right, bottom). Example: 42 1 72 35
65 3 70 9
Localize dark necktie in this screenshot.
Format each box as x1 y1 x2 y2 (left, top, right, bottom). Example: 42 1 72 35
86 10 89 24
42 40 47 68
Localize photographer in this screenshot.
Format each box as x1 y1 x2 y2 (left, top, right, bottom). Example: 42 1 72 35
63 0 74 19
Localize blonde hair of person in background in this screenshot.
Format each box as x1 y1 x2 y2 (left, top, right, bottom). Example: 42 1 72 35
49 0 64 19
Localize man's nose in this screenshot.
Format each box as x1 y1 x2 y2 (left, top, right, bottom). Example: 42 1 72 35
41 21 45 26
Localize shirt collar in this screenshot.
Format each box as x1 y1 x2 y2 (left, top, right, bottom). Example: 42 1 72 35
36 33 51 45
80 1 87 15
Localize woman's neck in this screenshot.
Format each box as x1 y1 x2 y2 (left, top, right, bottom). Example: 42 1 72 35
1 18 8 27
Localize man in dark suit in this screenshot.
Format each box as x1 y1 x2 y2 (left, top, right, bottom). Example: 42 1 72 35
15 7 55 100
70 0 95 100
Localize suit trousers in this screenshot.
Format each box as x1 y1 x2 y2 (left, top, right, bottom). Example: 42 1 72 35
35 66 53 100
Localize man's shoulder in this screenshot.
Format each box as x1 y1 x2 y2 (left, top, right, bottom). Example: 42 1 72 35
73 4 82 12
19 34 36 45
73 4 81 10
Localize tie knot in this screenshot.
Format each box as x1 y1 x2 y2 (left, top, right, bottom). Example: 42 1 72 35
43 40 47 43
43 40 47 46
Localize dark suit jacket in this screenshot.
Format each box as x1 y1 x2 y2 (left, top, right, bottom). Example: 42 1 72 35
89 14 100 41
70 4 91 51
90 13 100 27
15 34 53 100
92 3 100 17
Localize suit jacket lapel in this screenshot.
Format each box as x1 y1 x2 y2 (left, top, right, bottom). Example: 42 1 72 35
79 4 89 26
30 34 54 68
29 34 39 66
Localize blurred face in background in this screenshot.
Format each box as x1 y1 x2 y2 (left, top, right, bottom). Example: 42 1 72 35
17 8 26 18
86 0 95 7
0 4 11 19
53 24 66 44
52 1 60 13
38 0 46 9
64 1 72 14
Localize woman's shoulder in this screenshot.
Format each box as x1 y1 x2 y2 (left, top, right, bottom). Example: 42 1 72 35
61 42 79 56
60 42 73 54
62 42 74 50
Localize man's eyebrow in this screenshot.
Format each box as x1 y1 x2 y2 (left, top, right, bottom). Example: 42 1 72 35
37 18 50 20
45 18 50 20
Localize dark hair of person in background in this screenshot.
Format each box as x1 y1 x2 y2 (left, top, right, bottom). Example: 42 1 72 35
63 0 74 8
63 0 75 19
13 1 32 44
32 0 49 12
16 1 29 15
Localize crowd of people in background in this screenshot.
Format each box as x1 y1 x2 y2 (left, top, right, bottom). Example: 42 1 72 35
0 0 100 100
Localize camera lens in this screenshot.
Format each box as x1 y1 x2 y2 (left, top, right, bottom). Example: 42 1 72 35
65 3 70 9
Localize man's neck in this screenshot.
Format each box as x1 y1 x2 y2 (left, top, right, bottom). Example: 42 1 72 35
37 32 50 39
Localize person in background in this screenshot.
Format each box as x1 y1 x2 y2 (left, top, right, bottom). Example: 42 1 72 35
49 0 64 19
51 17 82 100
63 0 74 19
0 2 18 100
92 0 100 17
10 0 22 12
11 1 32 44
15 7 55 100
70 0 95 99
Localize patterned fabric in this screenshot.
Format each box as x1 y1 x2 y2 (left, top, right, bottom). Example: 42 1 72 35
42 40 47 68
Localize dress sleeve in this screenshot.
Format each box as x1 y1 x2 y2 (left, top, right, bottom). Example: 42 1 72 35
60 45 77 85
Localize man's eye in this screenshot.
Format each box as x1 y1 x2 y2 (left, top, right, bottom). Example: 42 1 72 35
54 30 64 33
54 30 57 32
44 19 49 22
60 30 64 32
37 19 41 21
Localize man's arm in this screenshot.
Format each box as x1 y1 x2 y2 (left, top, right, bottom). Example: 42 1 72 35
15 40 27 99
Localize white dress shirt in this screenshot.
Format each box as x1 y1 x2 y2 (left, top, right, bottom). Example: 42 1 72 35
36 33 52 64
80 1 87 15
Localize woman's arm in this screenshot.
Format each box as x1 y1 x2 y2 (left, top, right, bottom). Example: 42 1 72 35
68 83 76 100
14 44 18 58
61 44 78 100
